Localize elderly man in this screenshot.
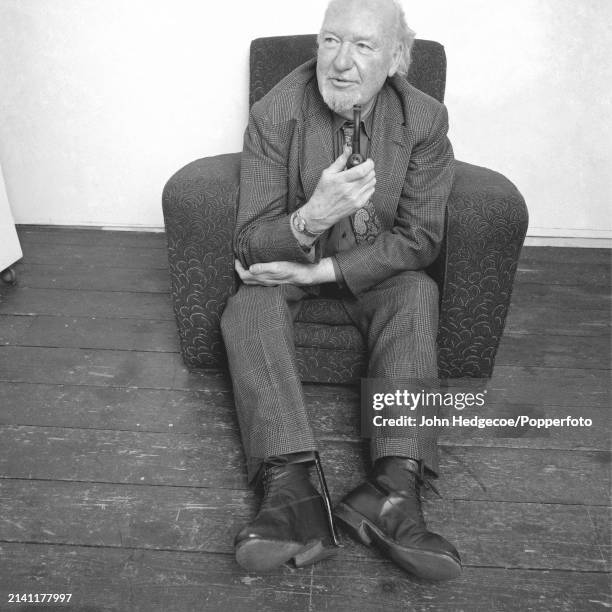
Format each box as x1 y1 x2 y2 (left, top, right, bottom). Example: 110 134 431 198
221 0 461 580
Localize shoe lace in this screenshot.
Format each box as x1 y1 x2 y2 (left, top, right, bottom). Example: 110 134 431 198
378 461 441 528
414 462 441 499
258 464 310 510
259 466 286 508
403 471 427 526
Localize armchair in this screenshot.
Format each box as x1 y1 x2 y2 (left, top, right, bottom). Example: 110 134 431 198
162 35 528 383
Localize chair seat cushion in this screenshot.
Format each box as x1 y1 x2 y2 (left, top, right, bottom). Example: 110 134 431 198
295 297 365 350
293 299 366 383
296 298 354 325
296 345 366 384
294 322 365 352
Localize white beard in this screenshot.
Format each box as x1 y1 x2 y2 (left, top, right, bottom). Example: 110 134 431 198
320 83 361 116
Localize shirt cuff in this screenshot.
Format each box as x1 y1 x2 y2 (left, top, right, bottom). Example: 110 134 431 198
290 211 319 257
331 257 346 287
300 242 316 263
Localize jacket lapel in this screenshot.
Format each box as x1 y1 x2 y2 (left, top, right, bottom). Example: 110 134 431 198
369 85 412 229
299 83 334 203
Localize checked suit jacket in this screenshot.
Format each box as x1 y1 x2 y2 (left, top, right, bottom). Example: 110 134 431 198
234 57 455 296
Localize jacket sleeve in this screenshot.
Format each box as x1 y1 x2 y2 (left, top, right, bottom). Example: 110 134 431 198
334 103 454 296
234 109 323 268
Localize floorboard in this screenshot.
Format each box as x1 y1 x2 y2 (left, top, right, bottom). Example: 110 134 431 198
13 263 171 293
504 306 609 337
1 544 609 612
1 381 609 451
0 479 608 571
511 282 610 311
1 426 610 505
517 246 610 265
0 227 609 611
0 314 180 353
17 242 168 269
0 287 174 319
2 314 609 371
515 261 610 286
495 333 610 369
1 346 609 409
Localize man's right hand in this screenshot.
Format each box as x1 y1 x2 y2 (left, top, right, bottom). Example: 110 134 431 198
300 146 376 234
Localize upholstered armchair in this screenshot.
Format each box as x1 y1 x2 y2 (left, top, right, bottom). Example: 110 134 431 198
162 35 528 383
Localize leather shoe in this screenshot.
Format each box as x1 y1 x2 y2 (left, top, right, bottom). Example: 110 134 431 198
334 457 462 581
235 459 338 572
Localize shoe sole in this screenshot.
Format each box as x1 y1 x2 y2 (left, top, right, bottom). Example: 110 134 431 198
235 537 337 572
334 503 462 581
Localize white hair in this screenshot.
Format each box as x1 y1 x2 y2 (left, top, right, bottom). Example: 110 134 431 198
391 0 416 76
319 0 416 76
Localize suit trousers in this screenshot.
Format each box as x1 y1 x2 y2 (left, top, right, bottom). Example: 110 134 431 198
221 269 440 484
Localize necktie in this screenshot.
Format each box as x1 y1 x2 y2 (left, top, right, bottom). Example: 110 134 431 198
342 122 381 244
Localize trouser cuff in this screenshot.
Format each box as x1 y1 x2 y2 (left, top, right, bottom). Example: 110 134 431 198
247 448 318 485
370 437 439 477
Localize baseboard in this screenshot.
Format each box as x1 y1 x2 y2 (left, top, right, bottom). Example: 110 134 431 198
524 236 612 248
17 223 165 233
16 224 612 248
100 225 165 233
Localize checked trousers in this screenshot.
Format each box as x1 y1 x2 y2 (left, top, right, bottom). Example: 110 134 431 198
220 270 440 484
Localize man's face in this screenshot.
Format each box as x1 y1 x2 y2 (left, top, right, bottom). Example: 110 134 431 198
317 0 401 118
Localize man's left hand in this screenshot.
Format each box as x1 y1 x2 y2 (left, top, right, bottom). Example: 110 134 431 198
235 259 335 286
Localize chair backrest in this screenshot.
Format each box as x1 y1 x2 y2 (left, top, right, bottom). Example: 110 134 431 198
249 34 446 108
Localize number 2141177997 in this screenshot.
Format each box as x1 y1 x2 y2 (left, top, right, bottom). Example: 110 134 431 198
7 593 73 604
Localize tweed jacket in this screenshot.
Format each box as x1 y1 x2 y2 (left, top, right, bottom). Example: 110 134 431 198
234 58 454 296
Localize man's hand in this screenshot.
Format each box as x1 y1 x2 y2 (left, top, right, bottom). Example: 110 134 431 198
301 146 376 233
235 259 336 286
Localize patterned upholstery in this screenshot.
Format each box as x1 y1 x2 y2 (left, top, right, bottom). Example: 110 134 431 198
162 36 528 382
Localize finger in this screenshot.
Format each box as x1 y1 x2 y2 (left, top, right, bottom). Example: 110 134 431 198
348 168 375 186
343 158 375 181
328 145 352 172
249 262 277 275
351 176 376 201
356 186 376 207
235 261 251 280
246 277 278 286
355 178 375 198
241 269 273 285
357 169 376 185
361 176 377 193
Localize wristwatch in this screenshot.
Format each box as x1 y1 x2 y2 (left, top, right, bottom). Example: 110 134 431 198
291 208 324 239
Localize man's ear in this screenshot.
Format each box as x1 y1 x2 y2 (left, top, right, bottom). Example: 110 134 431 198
387 42 402 77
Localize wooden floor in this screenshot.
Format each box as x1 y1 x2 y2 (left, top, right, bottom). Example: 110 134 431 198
0 227 610 612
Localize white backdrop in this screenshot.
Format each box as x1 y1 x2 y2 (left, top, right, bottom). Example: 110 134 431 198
0 0 610 239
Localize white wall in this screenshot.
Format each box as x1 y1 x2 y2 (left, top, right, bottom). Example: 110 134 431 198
0 0 610 238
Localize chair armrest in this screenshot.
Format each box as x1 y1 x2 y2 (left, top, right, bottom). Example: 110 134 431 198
437 161 529 378
162 153 240 367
